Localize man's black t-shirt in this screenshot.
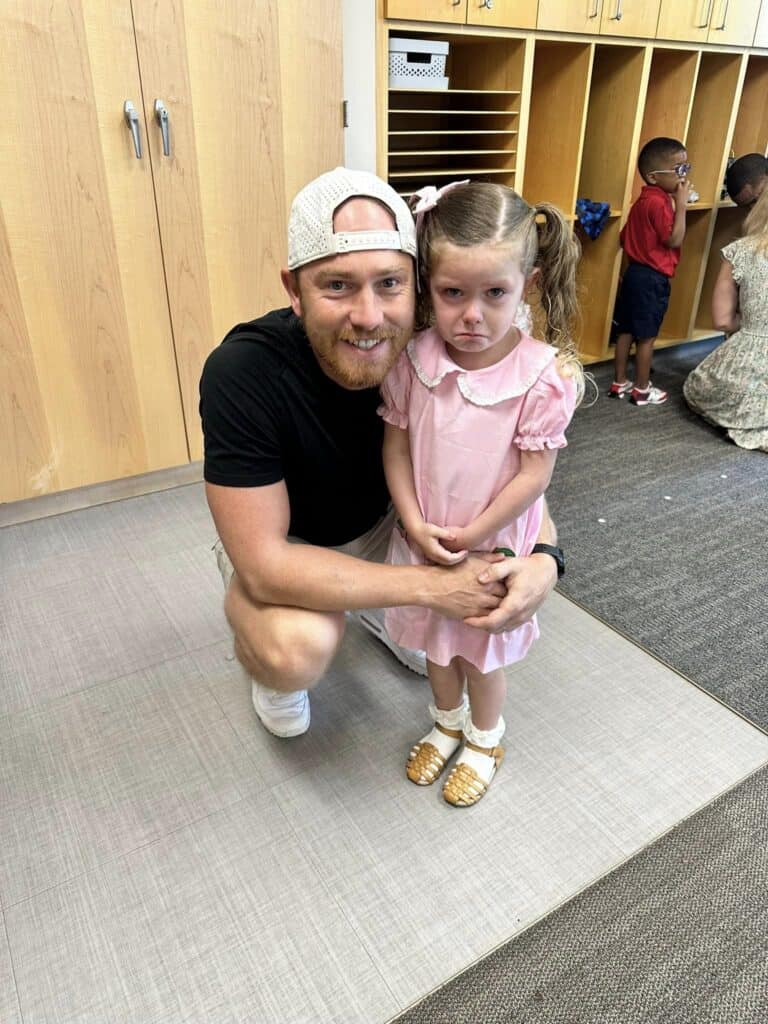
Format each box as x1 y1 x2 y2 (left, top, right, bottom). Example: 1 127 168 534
199 308 390 546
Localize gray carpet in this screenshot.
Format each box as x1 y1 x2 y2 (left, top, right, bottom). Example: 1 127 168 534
392 761 768 1024
549 341 768 730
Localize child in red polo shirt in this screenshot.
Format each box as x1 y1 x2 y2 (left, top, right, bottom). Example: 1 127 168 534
610 137 691 406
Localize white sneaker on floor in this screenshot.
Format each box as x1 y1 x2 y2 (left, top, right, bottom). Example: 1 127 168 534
348 608 427 677
252 682 310 738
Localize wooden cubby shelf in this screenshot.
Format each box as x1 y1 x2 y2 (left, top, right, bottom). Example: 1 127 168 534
380 14 767 362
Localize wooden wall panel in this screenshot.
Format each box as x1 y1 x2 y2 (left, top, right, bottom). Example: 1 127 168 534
279 1 344 212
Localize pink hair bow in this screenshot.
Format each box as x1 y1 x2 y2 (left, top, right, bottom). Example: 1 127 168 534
411 179 471 235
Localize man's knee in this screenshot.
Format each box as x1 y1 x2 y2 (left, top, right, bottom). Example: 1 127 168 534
228 601 344 691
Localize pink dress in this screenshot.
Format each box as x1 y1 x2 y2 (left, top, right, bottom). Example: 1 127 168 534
379 327 576 672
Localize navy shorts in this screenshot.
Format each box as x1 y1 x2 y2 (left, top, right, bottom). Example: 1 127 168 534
613 262 671 339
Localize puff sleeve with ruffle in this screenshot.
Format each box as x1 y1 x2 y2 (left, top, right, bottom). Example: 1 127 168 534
513 363 578 451
377 350 414 430
721 239 744 284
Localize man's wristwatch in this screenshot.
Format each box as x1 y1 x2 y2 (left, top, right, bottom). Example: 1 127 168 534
530 543 565 578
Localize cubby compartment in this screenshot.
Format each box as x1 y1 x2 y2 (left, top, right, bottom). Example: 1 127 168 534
685 51 746 205
576 216 623 362
731 54 768 156
578 45 648 217
694 205 744 334
632 48 700 201
522 41 592 212
386 32 526 197
658 208 714 342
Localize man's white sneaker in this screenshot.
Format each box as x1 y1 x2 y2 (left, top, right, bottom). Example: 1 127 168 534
252 682 310 738
348 608 427 677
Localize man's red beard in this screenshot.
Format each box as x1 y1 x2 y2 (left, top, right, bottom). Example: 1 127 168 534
302 317 412 390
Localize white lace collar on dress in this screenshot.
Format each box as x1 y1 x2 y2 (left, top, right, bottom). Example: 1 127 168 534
406 329 556 407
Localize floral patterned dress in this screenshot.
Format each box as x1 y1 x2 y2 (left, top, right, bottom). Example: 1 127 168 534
683 238 768 452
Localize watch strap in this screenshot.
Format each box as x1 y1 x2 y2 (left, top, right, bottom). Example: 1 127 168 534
530 543 565 578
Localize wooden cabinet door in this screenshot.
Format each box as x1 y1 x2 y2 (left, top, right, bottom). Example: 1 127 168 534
466 0 538 30
132 0 343 461
0 1 189 503
754 1 768 46
656 0 711 43
385 0 468 23
707 0 762 45
600 0 660 37
537 0 604 34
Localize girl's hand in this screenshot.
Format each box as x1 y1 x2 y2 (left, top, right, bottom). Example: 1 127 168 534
410 522 468 565
439 525 475 555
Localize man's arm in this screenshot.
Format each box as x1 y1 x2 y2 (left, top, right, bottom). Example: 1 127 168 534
463 497 559 634
205 480 504 620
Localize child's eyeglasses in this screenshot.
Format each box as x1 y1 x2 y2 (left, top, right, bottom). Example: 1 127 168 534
654 162 692 179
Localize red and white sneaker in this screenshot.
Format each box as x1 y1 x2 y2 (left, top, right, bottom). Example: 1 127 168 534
629 383 668 406
608 380 633 399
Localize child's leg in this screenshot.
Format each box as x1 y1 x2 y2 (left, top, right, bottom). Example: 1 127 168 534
630 338 668 405
428 658 466 713
405 658 467 786
633 336 655 390
613 331 634 385
609 332 634 397
443 660 506 807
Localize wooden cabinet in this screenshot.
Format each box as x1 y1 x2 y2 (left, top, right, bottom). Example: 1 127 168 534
657 0 762 46
1 1 188 503
708 0 763 46
1 1 342 504
466 0 538 30
386 0 537 30
538 0 660 37
536 0 604 35
385 0 466 25
755 2 768 47
599 0 660 38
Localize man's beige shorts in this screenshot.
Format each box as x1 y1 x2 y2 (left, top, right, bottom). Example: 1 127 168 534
213 507 395 592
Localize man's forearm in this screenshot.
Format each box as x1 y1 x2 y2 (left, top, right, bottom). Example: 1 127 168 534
238 541 433 613
237 540 503 623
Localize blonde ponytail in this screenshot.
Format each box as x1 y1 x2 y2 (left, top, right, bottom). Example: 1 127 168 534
533 203 585 402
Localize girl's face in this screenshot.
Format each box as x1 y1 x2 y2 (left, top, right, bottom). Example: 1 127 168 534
429 242 532 370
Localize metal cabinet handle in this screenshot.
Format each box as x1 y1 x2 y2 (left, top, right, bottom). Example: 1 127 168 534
589 0 600 18
123 100 142 158
452 0 461 6
480 0 493 8
715 0 729 30
697 0 714 27
154 99 170 156
610 0 623 21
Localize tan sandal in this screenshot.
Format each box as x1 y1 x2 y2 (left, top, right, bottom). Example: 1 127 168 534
442 740 505 807
406 723 463 785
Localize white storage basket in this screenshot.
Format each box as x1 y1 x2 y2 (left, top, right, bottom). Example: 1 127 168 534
389 37 449 90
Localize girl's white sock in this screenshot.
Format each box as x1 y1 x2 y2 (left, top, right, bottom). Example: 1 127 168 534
460 716 506 779
418 696 468 759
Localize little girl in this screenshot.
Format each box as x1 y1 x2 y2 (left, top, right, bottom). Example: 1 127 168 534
379 180 583 807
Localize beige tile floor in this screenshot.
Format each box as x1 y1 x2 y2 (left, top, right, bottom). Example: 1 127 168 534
1 483 767 1023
